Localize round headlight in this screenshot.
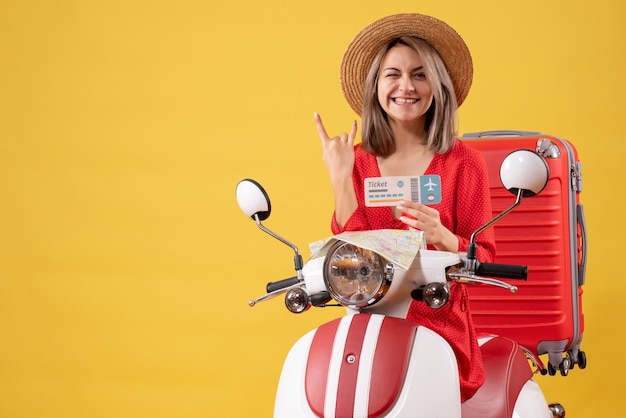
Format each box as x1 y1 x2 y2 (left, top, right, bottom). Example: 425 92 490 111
323 241 392 307
284 287 311 313
410 282 450 309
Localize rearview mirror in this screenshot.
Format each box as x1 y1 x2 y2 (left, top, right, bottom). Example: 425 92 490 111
500 149 549 197
236 179 271 221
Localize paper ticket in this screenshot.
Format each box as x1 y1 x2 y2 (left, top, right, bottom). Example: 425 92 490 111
364 175 442 207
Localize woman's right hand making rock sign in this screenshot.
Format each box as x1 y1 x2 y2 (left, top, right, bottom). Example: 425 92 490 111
314 112 358 229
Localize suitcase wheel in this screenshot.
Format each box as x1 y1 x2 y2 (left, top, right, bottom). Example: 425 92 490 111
566 349 588 370
559 359 570 376
546 350 587 375
575 350 587 369
547 356 571 376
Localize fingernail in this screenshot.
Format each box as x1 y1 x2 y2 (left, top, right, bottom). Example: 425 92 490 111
314 112 319 118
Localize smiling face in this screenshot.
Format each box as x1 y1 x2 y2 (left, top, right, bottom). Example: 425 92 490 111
376 44 434 127
361 37 459 156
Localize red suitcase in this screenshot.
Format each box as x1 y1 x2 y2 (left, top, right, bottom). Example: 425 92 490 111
462 130 587 376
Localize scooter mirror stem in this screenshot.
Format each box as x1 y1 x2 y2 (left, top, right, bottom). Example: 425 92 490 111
254 214 304 280
465 188 525 272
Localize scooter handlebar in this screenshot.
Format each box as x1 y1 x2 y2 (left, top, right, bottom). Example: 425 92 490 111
266 276 300 293
475 263 528 280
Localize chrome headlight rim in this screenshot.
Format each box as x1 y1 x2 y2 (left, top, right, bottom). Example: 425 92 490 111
322 240 393 308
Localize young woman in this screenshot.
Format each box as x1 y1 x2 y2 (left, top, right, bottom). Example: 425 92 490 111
314 13 496 402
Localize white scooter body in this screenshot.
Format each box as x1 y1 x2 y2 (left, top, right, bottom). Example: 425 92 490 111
273 249 551 418
275 315 460 418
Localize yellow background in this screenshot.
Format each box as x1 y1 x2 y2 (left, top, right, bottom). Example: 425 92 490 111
1 0 624 416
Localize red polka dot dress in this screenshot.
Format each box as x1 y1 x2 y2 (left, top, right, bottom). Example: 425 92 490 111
331 140 496 402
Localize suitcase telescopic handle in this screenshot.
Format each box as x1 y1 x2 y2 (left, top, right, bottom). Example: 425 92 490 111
461 130 541 139
476 262 528 280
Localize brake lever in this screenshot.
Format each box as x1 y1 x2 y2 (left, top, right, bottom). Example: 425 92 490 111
248 282 303 307
447 273 518 293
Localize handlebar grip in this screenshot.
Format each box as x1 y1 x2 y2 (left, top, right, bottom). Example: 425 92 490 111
476 263 528 280
266 276 299 293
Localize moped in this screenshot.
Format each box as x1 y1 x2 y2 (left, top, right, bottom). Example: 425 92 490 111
236 149 566 417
